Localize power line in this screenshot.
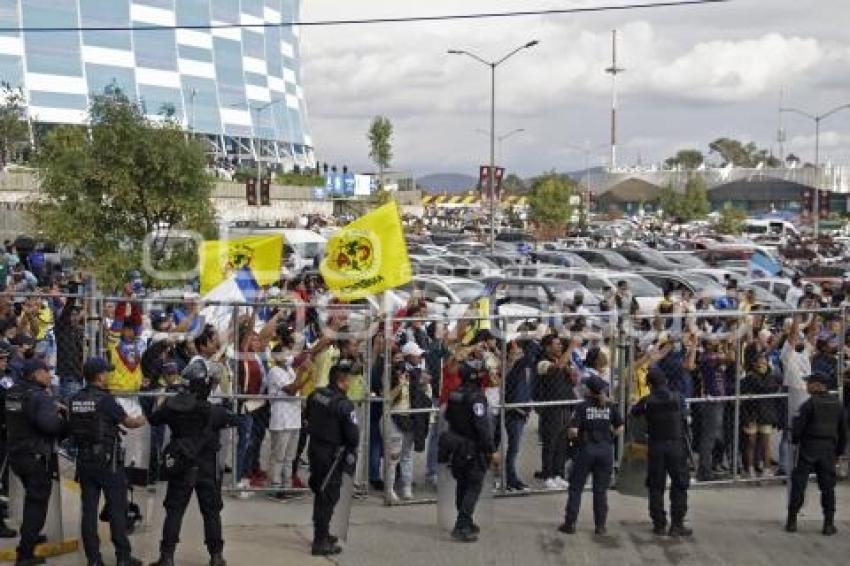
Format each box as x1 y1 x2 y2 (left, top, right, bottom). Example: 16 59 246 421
0 0 729 33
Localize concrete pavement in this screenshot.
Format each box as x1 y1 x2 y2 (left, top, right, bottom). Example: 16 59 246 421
33 482 850 565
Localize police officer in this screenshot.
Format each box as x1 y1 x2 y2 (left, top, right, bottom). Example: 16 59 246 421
631 366 692 537
5 358 66 566
786 373 847 535
148 359 238 566
69 357 147 566
444 360 496 543
560 374 623 536
306 363 359 556
0 345 19 538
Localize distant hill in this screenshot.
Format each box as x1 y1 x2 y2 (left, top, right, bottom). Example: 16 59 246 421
417 173 478 193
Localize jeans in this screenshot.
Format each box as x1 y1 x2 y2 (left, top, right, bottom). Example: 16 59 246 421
425 405 443 481
268 429 299 487
697 404 724 477
236 414 254 481
383 419 414 490
504 412 527 486
368 402 383 483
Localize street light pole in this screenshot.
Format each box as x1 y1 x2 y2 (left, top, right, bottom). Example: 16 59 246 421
449 41 539 253
781 103 850 243
475 128 525 163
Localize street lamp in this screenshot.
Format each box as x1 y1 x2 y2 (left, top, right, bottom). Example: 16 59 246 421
781 103 850 243
564 141 607 224
475 127 526 163
449 40 539 252
230 98 287 188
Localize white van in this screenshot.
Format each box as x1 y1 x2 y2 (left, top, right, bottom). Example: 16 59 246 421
743 219 799 238
228 227 327 274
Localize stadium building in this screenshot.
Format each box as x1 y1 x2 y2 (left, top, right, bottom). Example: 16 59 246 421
0 0 313 169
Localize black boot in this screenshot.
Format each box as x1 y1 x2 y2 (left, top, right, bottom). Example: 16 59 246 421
148 554 175 566
311 539 343 555
595 525 607 536
450 526 478 543
668 523 693 537
557 522 576 535
653 523 667 536
823 516 837 536
116 557 143 566
14 558 46 566
209 553 227 566
785 514 797 533
0 519 17 538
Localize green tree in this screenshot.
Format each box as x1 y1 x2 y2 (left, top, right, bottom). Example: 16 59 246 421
528 172 576 238
502 173 527 194
0 84 29 168
664 149 704 170
683 174 710 219
715 203 747 235
368 116 393 190
30 92 216 289
708 138 781 168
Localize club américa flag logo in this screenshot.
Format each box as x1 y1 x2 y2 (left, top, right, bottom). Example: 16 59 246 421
322 230 380 281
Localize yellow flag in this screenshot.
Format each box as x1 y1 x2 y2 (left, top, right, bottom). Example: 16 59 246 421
320 201 411 301
199 235 283 294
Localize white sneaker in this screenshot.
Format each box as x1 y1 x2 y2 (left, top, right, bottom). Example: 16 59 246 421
544 478 559 490
555 477 569 489
388 490 400 504
401 485 413 500
236 479 253 499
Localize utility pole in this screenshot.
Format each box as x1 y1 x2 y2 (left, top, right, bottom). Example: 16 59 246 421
776 86 786 165
605 29 625 172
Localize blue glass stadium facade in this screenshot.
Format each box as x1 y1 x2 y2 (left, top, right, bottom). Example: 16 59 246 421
0 0 313 168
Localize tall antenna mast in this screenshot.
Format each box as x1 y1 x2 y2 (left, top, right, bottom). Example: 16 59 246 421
605 29 625 171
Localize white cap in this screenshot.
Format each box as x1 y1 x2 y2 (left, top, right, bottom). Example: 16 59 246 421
401 341 424 357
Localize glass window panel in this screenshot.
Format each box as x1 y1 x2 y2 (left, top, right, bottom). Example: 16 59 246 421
0 55 24 89
242 0 263 17
176 0 210 26
133 29 177 70
244 72 267 87
85 64 137 99
181 77 220 134
178 45 213 63
264 26 282 78
138 85 183 120
213 37 246 108
28 91 87 110
22 0 83 76
80 0 131 49
134 0 173 9
0 0 20 39
242 30 264 59
211 0 238 23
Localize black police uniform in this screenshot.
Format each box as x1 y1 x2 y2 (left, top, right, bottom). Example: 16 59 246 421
5 374 66 564
147 388 238 565
305 383 359 555
631 384 690 535
444 377 494 540
563 395 622 533
788 386 847 534
69 384 135 565
0 369 18 538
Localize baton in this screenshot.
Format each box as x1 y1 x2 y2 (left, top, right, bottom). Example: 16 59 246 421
319 447 345 493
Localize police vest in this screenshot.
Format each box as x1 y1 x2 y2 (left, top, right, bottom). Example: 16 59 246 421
4 382 49 456
166 394 214 442
645 389 683 442
68 387 119 451
805 394 843 442
446 385 478 441
579 401 616 444
306 387 345 446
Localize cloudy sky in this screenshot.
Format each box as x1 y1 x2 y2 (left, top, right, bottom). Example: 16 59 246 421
299 0 850 178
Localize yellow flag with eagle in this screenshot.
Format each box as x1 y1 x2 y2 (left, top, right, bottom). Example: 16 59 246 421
320 201 412 301
199 235 283 295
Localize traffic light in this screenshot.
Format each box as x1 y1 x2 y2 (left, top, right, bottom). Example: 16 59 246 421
260 177 271 206
245 177 257 206
819 190 830 218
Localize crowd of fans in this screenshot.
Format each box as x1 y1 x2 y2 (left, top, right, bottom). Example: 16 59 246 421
0 241 846 501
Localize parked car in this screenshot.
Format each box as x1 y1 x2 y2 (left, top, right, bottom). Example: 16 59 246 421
615 248 681 271
564 248 631 270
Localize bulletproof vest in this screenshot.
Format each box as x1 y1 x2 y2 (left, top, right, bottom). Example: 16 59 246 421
645 389 683 442
68 387 119 450
307 386 344 445
581 401 615 444
805 394 843 442
445 385 476 441
166 393 211 440
4 381 49 455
